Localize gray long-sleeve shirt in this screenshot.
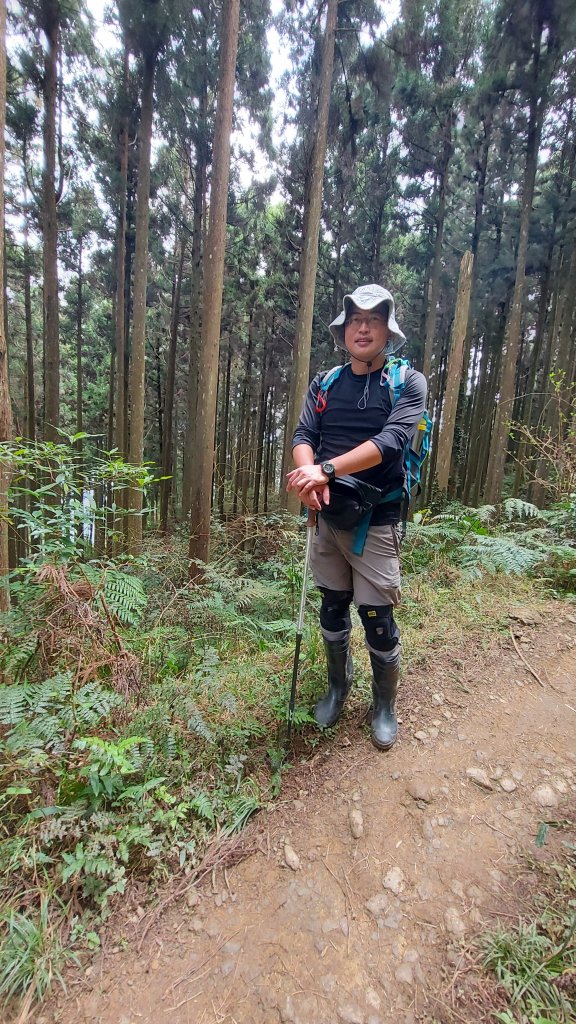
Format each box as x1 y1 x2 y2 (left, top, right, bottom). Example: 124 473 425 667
291 362 427 525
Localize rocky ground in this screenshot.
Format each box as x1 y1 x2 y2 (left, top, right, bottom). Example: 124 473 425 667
45 600 576 1024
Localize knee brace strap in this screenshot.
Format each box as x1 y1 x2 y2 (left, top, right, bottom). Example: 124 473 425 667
319 588 353 633
358 604 400 652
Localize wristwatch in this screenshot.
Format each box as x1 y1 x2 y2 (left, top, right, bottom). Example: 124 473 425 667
321 461 336 482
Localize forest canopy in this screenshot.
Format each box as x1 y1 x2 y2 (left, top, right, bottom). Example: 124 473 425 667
1 0 576 575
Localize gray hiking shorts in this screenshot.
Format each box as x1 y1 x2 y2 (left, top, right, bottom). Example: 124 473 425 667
310 515 402 607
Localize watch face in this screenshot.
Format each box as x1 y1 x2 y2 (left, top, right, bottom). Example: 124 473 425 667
322 462 335 478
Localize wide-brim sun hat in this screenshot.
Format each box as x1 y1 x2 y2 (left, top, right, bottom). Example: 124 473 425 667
329 284 406 355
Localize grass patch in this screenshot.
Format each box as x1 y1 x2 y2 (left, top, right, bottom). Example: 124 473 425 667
479 825 576 1024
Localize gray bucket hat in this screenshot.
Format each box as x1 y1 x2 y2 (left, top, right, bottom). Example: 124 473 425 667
329 284 406 354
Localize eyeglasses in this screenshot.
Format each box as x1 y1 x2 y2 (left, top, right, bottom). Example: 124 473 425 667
345 314 388 329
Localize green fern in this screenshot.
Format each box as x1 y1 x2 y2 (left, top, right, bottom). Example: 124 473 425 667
503 498 541 521
1 633 39 681
102 571 147 626
187 708 214 744
0 675 123 753
0 685 27 726
460 535 546 576
190 791 215 826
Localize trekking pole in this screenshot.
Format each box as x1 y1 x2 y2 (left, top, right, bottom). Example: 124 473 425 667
286 511 315 749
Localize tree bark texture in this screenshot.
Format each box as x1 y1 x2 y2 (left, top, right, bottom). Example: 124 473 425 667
0 0 12 611
126 51 157 554
484 26 546 504
281 0 338 514
422 114 453 382
114 43 129 458
188 0 240 573
182 71 208 519
41 1 61 442
436 251 474 493
160 223 186 532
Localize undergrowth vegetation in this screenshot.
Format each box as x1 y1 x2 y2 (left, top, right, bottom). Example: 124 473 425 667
1 456 575 1014
480 827 576 1024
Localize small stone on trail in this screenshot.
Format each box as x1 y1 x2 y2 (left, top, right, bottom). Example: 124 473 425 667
406 779 434 804
431 692 444 705
414 731 428 742
337 1005 364 1024
509 607 542 625
553 778 568 794
395 963 414 985
283 844 301 870
466 767 494 791
366 987 381 1010
500 777 517 793
366 893 389 918
531 784 559 809
444 907 466 938
390 771 401 780
383 866 405 894
349 807 364 839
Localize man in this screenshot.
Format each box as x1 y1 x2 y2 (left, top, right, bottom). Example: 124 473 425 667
286 284 427 750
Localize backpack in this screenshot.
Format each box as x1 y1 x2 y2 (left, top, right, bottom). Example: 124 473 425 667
315 357 432 543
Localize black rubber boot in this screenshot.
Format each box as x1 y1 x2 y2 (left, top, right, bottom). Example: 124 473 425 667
315 631 353 728
369 647 400 750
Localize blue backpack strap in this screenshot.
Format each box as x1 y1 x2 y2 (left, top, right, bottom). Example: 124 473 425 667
380 357 411 406
316 364 345 413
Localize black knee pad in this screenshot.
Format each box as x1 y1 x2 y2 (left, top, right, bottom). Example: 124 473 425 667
319 589 353 633
358 604 400 651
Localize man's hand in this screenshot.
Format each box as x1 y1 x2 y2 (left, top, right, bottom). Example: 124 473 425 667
286 464 330 511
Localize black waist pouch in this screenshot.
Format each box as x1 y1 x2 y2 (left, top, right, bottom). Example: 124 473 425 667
320 475 383 531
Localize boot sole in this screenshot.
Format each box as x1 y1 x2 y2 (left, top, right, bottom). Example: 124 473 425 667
371 733 397 751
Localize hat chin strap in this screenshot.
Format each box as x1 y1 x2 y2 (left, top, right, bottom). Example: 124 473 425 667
350 343 389 369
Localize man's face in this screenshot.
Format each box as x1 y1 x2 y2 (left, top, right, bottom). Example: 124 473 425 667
344 304 390 364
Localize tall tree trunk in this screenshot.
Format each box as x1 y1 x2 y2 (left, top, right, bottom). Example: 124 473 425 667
422 115 453 382
281 0 338 513
435 251 474 493
188 0 240 573
160 226 186 532
23 214 35 442
182 79 208 519
114 43 129 458
41 1 61 442
263 385 275 513
76 235 83 446
126 51 157 554
484 30 546 504
216 335 232 519
253 330 268 514
0 0 11 612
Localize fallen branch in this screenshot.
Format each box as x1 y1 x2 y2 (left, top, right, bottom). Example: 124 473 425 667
509 628 545 688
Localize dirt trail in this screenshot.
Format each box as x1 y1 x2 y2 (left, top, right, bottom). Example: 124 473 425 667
49 601 576 1024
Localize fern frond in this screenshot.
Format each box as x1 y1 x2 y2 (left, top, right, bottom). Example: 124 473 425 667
190 791 215 826
502 498 541 521
1 633 39 681
102 571 147 626
459 535 545 576
0 685 27 725
187 708 214 743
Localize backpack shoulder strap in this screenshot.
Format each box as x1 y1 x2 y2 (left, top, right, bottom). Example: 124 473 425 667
381 357 412 407
316 363 345 413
